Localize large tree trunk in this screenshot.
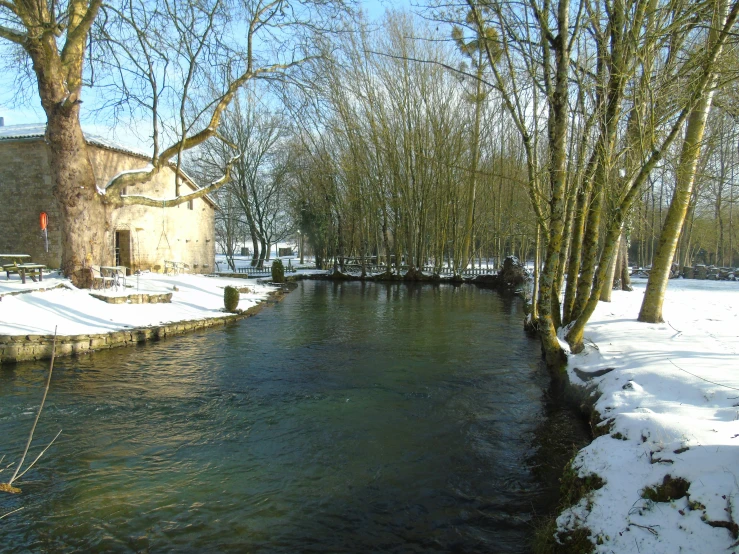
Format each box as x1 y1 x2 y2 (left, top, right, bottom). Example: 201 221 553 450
617 230 632 291
566 221 625 350
536 0 570 372
47 110 109 286
571 168 605 322
26 20 108 288
240 198 261 267
599 233 622 301
258 237 267 267
562 183 589 324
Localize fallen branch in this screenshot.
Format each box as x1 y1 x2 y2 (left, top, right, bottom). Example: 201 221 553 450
629 521 660 536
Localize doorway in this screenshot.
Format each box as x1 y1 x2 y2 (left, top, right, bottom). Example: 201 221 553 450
115 230 132 274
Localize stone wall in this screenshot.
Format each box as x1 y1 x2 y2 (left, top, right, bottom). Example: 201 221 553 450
0 287 290 365
0 317 233 363
0 138 215 273
92 148 216 273
0 306 256 364
89 292 173 304
0 140 62 268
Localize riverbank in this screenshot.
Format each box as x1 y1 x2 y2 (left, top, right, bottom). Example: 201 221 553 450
0 273 280 363
552 278 739 553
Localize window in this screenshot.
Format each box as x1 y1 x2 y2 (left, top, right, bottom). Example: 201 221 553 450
187 199 194 210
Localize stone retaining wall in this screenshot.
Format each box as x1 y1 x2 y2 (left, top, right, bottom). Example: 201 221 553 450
89 292 173 304
0 288 289 365
0 284 68 298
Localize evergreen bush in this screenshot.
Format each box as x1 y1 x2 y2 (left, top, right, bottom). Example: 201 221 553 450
224 286 240 312
271 259 285 283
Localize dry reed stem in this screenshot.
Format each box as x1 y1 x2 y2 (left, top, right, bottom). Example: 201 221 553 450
2 328 61 495
0 506 24 519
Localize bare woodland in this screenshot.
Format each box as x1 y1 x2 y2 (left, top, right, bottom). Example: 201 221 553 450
2 0 739 367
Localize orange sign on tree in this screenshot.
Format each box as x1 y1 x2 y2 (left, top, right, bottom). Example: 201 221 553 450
40 212 49 252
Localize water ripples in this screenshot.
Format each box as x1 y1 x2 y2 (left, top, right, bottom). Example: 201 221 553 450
0 281 580 553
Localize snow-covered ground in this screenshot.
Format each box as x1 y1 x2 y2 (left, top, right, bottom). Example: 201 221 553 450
559 278 739 553
0 272 276 336
3 264 737 552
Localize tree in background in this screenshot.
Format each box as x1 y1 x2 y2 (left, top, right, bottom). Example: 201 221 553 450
196 88 294 268
452 8 500 276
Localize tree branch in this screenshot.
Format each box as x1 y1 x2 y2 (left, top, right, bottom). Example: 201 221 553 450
0 23 26 43
61 0 103 66
121 154 240 207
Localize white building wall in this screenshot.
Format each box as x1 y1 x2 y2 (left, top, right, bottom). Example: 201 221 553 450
90 147 216 273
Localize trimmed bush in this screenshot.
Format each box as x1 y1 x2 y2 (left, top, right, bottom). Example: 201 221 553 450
224 286 240 312
271 259 285 283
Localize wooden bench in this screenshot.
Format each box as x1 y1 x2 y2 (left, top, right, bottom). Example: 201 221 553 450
4 263 47 284
2 254 31 281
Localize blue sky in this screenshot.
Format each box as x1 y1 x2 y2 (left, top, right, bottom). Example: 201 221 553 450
0 0 414 143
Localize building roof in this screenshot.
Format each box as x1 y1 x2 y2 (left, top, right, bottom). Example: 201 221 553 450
0 123 152 158
0 123 216 208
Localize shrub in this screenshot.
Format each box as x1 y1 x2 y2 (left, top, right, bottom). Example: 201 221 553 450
224 286 240 312
271 259 285 283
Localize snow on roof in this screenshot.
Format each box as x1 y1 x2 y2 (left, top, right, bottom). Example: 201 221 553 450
0 123 47 140
0 123 216 207
0 122 151 158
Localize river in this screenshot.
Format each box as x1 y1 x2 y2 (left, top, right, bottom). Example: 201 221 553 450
0 280 588 552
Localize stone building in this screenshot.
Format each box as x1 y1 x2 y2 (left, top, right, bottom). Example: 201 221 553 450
0 123 215 274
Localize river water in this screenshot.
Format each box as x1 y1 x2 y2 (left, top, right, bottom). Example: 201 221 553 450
0 280 587 552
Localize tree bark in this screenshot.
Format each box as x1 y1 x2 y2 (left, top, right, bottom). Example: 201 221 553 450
562 183 589 324
47 111 109 286
535 0 570 371
23 2 108 287
638 0 729 322
599 233 621 301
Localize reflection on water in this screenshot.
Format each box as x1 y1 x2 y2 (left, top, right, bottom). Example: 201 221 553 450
0 281 586 553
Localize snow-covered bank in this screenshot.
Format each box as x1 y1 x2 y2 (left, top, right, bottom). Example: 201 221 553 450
0 273 276 336
558 279 739 553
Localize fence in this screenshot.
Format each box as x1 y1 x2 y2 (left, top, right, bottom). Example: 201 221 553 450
341 263 495 276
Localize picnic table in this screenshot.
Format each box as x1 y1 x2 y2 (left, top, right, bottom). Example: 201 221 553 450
1 254 47 284
0 254 31 265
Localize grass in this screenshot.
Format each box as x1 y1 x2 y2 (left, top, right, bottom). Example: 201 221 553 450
532 454 604 554
641 475 690 502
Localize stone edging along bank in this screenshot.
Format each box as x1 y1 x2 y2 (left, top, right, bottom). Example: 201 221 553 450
0 287 292 365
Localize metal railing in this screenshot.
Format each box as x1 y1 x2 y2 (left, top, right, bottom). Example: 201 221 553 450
340 263 495 276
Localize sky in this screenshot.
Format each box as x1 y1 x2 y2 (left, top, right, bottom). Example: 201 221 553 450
0 0 415 141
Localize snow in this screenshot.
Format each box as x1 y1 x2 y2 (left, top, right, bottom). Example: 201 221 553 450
103 164 154 192
2 264 737 552
560 278 739 553
0 272 276 336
